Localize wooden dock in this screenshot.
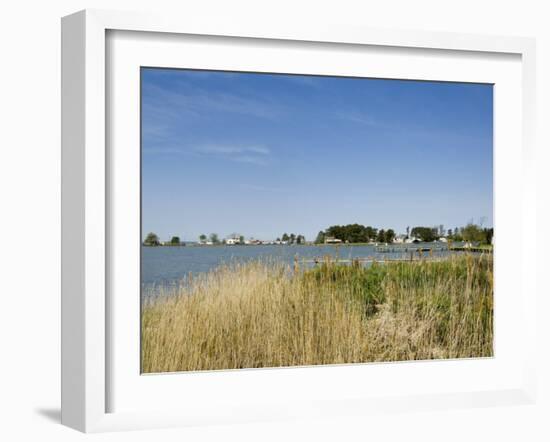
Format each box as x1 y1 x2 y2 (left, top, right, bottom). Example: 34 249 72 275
376 245 493 254
375 246 448 253
297 245 492 268
448 246 493 253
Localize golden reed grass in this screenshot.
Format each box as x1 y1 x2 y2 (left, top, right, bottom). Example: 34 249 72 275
141 254 493 373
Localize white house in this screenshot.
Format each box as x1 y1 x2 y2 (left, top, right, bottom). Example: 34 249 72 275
393 234 407 244
324 237 343 244
226 237 239 245
244 238 262 245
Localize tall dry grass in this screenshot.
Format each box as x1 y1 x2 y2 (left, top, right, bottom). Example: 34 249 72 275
141 254 493 373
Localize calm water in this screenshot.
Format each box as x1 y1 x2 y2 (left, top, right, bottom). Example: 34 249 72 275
141 244 456 289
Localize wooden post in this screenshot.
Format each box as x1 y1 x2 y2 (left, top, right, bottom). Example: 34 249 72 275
293 255 299 274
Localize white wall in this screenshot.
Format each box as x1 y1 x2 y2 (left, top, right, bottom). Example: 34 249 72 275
0 1 548 440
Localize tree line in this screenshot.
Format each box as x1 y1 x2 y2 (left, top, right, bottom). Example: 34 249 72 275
447 224 493 244
144 223 494 247
277 233 306 244
315 224 395 244
313 222 493 245
409 224 493 244
143 232 308 246
143 232 182 246
199 233 222 244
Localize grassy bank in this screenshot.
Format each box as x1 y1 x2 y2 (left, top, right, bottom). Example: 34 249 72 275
141 255 493 373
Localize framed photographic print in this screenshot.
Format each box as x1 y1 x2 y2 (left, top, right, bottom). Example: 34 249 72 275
139 67 495 374
61 9 537 432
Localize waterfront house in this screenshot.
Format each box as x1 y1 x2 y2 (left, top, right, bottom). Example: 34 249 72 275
324 237 343 244
393 234 407 244
244 238 262 245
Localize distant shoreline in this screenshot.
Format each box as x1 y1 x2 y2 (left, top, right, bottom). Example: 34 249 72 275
142 242 493 252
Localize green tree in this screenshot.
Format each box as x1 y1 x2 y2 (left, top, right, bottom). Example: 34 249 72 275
365 226 377 242
209 233 220 244
325 224 375 243
199 234 207 243
290 233 296 244
143 232 160 246
314 231 325 244
282 233 290 243
462 223 485 243
384 229 395 243
451 227 463 241
296 234 305 244
411 227 438 242
326 225 344 241
376 229 386 243
239 235 245 244
170 236 180 245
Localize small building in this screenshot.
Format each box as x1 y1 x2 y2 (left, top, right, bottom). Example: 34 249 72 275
324 237 343 244
393 234 407 244
244 238 262 245
225 237 239 245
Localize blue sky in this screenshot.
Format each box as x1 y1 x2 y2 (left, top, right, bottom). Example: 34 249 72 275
142 68 493 242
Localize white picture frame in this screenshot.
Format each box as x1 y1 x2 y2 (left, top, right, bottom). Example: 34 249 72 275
61 9 537 433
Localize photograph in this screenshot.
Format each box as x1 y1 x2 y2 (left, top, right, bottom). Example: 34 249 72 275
140 67 494 374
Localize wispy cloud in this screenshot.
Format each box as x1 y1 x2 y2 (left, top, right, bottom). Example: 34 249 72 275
143 144 273 166
142 83 284 124
142 122 174 141
335 111 378 126
196 145 270 156
232 156 270 166
195 144 271 166
142 146 186 155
